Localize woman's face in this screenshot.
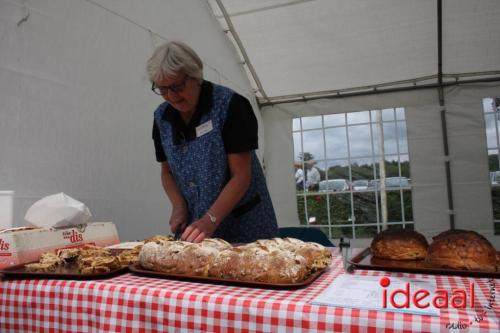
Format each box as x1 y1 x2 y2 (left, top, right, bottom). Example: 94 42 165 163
153 72 201 115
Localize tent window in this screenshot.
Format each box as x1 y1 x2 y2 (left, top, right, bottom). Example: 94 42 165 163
293 108 413 239
483 97 500 235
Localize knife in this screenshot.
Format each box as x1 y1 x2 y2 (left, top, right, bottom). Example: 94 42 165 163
174 222 187 240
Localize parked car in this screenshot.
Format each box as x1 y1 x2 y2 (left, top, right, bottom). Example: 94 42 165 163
351 179 369 191
319 179 350 192
385 177 410 188
368 179 380 189
367 177 410 189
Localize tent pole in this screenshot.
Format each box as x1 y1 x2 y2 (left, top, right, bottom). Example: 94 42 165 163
258 76 500 106
437 0 455 230
214 0 270 103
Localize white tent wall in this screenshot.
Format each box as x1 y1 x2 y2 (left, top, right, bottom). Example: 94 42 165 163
0 0 257 240
445 83 498 239
262 83 500 248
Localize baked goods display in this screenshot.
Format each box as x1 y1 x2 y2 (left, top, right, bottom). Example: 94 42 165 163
364 228 499 274
138 237 332 283
426 230 497 272
371 229 428 260
144 234 174 244
24 244 139 275
25 252 65 273
116 245 143 267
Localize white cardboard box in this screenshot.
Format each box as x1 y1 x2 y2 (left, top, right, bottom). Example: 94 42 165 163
0 222 120 268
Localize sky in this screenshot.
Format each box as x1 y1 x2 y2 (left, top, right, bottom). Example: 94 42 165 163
293 108 409 170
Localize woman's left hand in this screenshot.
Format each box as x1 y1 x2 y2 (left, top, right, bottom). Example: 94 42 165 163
180 215 217 242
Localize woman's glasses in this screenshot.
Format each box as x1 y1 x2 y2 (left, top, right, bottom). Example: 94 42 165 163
151 76 189 95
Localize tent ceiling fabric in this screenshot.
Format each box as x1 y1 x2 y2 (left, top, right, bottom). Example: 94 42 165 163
443 1 500 74
209 0 500 101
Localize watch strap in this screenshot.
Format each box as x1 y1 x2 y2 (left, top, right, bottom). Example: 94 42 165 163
206 212 217 225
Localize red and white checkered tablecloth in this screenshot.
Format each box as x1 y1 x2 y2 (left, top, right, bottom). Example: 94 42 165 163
0 249 498 333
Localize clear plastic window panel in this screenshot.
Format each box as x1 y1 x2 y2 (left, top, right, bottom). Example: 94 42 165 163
293 108 413 240
482 97 500 234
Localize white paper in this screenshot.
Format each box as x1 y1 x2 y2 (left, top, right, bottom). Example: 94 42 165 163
24 193 92 229
312 275 440 316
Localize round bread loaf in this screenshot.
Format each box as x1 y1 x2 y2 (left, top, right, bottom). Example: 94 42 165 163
371 229 428 260
426 230 496 272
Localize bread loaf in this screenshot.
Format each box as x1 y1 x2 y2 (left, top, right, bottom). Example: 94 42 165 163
426 230 497 272
138 237 331 283
371 229 428 260
251 238 332 270
208 245 309 283
139 241 220 277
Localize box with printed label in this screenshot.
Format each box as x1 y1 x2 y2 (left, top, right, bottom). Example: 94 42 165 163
0 222 120 268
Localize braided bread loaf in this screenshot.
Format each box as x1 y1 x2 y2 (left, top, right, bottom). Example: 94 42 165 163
138 237 332 283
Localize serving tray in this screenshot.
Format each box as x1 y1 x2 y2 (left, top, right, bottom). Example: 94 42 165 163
0 262 128 280
0 249 130 280
129 263 327 289
348 248 500 278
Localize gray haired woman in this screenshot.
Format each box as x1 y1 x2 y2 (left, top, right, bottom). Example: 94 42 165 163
148 41 278 243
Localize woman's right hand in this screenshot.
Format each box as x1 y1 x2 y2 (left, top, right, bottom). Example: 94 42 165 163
169 205 188 234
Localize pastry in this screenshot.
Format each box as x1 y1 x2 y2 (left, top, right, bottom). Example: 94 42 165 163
117 245 143 267
25 262 57 273
24 245 122 274
144 235 174 244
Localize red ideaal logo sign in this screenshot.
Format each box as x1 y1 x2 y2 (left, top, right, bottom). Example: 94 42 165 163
379 277 475 309
62 230 84 243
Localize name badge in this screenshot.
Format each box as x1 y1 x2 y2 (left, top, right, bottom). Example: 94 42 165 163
196 120 213 137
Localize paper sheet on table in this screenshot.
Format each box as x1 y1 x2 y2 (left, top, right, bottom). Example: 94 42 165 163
311 275 440 316
24 193 92 229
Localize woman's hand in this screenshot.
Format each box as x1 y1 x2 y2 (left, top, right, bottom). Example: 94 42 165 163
169 205 188 235
181 215 217 243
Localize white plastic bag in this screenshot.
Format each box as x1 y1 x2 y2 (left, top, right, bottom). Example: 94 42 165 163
24 193 92 229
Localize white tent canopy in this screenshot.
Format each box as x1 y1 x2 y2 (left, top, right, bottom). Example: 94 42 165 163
209 0 500 102
209 0 500 247
1 0 500 247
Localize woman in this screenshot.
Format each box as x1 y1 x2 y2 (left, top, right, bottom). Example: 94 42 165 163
147 41 278 243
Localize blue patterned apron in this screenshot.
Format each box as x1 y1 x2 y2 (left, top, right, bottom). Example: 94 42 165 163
153 83 278 243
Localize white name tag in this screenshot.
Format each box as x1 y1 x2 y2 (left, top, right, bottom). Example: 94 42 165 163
196 120 213 137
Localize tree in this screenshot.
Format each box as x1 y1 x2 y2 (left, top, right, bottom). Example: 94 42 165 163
298 152 314 162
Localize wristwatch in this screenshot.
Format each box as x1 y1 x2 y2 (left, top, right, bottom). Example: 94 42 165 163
206 212 217 226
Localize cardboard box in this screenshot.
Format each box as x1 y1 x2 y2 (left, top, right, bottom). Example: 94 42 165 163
0 222 120 268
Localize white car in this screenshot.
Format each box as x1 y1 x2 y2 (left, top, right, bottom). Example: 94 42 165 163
319 179 349 192
351 180 369 191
